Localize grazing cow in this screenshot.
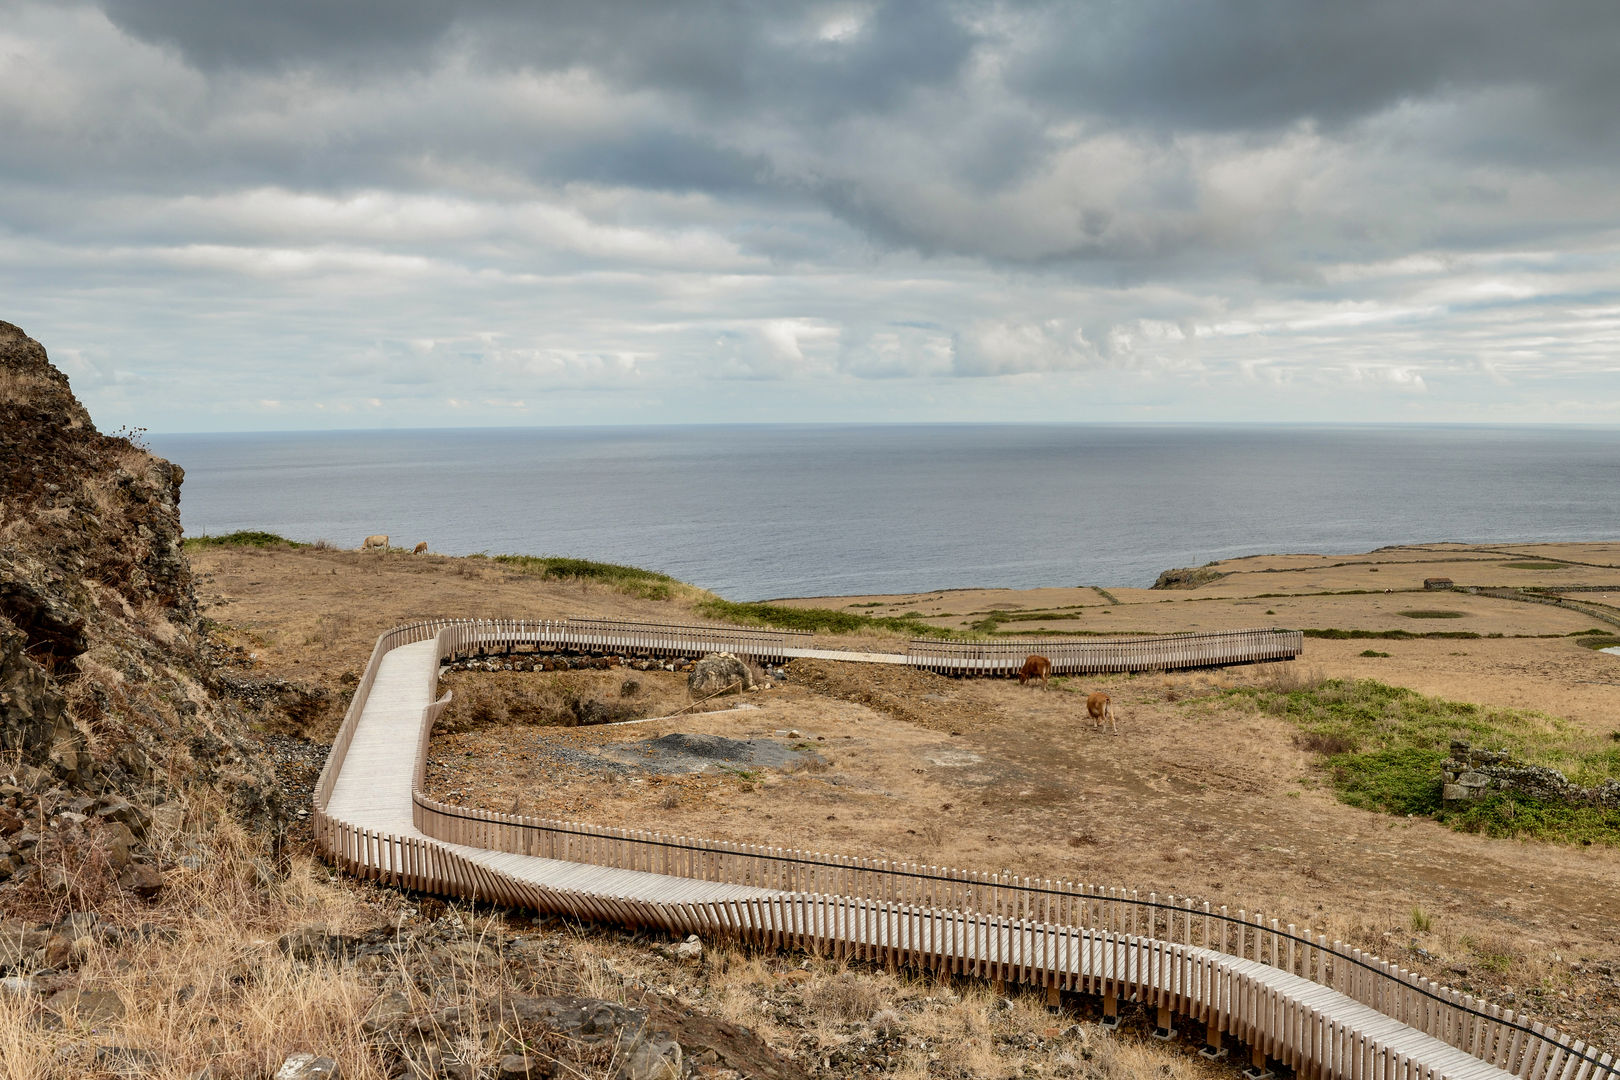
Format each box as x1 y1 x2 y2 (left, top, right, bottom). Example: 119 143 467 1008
1017 654 1052 687
413 541 428 554
361 534 388 551
1086 691 1118 735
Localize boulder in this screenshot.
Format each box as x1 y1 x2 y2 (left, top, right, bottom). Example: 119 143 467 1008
101 820 138 869
274 1054 340 1080
519 995 637 1041
620 1034 682 1080
687 653 753 697
361 988 414 1035
277 924 362 962
118 861 163 898
47 987 125 1023
497 1055 554 1080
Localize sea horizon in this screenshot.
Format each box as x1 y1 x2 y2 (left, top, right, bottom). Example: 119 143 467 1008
150 422 1620 601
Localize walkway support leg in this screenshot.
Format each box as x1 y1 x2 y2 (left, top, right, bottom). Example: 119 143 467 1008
1100 992 1120 1031
1243 1044 1274 1080
1199 1019 1227 1060
1046 984 1061 1013
1153 1005 1175 1040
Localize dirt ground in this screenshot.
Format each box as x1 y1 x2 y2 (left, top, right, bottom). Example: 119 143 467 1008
194 541 1620 1051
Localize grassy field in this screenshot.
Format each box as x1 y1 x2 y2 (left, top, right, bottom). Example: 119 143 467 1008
1222 673 1620 844
183 529 309 550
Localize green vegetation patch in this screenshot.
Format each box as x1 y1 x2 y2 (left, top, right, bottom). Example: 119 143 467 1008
1304 628 1481 640
183 530 308 550
1222 676 1620 844
486 554 682 601
1443 795 1620 846
1359 649 1391 657
1501 562 1568 570
1397 609 1466 619
968 606 1090 633
697 598 956 639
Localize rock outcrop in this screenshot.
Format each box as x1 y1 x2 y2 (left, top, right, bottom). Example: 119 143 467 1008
1150 565 1226 590
0 320 282 901
686 652 753 696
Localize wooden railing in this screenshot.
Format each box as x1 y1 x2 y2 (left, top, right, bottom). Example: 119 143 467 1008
313 619 1614 1080
439 616 810 664
906 627 1304 675
411 791 1610 1079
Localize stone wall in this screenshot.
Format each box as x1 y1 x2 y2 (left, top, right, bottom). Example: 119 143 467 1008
1442 741 1620 809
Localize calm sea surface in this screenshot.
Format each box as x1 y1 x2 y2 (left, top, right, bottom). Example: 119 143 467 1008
149 425 1620 601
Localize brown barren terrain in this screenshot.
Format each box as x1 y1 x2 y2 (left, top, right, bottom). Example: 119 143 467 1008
193 540 1620 1056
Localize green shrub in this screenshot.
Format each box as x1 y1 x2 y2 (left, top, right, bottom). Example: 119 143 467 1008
1303 628 1480 640
1444 794 1620 844
696 598 955 638
1397 610 1466 619
183 530 307 550
486 554 681 600
1359 649 1391 657
1222 678 1620 844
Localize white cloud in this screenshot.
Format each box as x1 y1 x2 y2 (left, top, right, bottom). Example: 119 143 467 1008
952 319 1102 376
1 1 1618 429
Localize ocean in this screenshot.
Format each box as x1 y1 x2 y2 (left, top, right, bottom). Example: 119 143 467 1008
148 424 1620 601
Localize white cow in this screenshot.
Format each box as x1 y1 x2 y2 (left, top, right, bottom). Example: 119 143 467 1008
361 534 389 551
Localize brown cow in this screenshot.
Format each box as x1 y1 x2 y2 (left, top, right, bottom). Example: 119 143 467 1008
1086 691 1118 735
1017 655 1052 687
413 541 428 554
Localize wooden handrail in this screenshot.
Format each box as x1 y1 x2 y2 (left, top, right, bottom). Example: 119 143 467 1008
314 618 1611 1080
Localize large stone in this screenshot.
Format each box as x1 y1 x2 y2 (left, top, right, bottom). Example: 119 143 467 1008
118 861 163 898
277 924 362 962
47 987 125 1023
501 994 645 1044
619 1034 682 1080
147 803 185 838
687 653 753 697
101 820 138 870
274 1053 340 1080
361 989 414 1035
497 1055 554 1080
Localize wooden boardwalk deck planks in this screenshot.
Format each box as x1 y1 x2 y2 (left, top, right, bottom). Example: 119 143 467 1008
313 621 1612 1080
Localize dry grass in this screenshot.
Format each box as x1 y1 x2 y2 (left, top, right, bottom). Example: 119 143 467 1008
0 367 56 405
0 800 404 1079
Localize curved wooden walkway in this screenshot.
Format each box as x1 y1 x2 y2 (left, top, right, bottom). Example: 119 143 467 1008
315 620 1615 1080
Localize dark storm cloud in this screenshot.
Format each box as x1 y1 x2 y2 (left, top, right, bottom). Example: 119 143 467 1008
1012 0 1620 137
99 0 463 72
101 0 975 120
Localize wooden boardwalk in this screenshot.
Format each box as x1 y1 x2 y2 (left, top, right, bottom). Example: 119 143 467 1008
314 620 1615 1080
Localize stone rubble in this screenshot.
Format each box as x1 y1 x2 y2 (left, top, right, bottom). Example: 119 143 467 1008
1443 741 1620 808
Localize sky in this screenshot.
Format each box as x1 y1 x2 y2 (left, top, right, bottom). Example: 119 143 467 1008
3 1 1619 432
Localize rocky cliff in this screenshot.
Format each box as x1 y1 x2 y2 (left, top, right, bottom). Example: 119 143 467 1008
0 320 281 901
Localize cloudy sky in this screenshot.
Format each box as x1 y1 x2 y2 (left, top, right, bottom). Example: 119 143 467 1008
4 1 1619 431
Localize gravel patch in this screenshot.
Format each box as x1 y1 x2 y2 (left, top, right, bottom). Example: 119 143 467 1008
603 733 824 775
